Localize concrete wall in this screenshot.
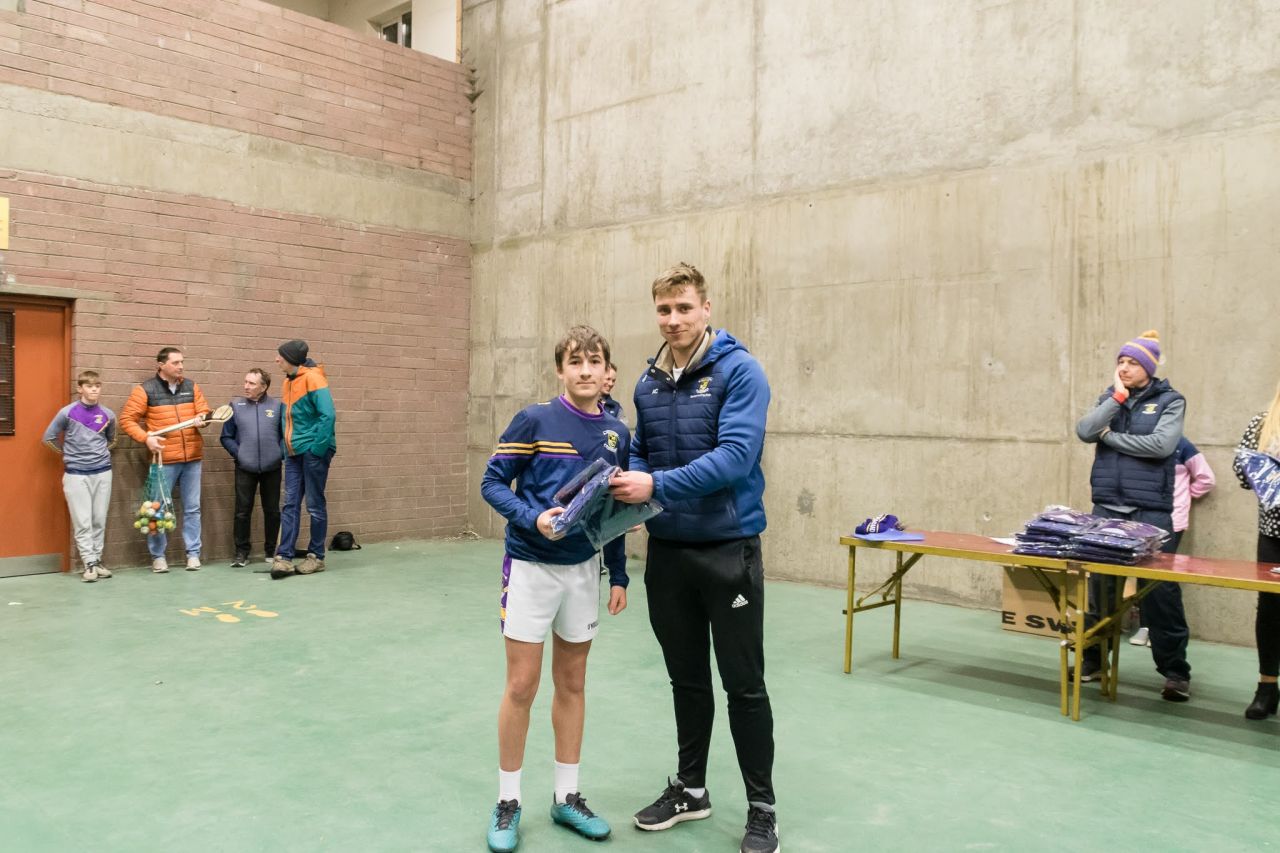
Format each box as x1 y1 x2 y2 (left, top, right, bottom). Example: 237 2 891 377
1 0 472 567
463 0 1280 646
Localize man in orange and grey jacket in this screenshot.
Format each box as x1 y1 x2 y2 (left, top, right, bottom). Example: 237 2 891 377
119 346 212 573
270 339 338 579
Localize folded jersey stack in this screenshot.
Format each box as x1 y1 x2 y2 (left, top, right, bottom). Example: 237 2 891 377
1012 505 1168 565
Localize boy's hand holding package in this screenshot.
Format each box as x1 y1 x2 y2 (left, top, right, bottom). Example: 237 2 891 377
537 506 567 541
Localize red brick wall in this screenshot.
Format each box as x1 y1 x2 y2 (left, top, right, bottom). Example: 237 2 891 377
1 168 470 566
0 0 471 180
0 0 473 567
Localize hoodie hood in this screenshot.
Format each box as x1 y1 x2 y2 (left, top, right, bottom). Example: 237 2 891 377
650 329 746 380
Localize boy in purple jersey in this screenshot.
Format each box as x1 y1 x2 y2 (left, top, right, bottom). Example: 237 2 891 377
480 326 630 853
42 370 117 582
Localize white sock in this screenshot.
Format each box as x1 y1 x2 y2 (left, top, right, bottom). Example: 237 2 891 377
499 768 521 804
554 761 579 804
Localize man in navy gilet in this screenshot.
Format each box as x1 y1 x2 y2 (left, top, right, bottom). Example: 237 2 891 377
220 367 283 568
1076 329 1193 702
610 262 778 853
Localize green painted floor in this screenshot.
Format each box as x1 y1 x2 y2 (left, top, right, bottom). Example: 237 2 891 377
1 539 1277 852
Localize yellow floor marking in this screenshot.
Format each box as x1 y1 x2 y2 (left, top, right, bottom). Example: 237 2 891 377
180 603 279 622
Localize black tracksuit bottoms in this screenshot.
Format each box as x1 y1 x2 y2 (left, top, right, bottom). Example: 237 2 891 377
1256 533 1280 677
645 535 776 806
233 465 281 559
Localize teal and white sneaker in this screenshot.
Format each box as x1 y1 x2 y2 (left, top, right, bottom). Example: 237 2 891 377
487 799 521 852
550 792 611 840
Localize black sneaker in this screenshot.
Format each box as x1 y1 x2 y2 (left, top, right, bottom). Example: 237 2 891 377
740 805 779 853
1067 660 1102 683
1161 678 1191 702
633 778 711 831
230 555 249 568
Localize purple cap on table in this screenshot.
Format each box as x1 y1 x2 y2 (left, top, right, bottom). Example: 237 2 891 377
853 514 925 542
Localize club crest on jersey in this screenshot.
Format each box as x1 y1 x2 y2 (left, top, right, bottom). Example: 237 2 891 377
1141 403 1158 414
691 376 713 399
603 430 619 452
266 410 275 418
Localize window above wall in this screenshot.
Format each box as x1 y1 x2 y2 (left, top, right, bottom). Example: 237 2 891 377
260 0 460 63
377 6 412 49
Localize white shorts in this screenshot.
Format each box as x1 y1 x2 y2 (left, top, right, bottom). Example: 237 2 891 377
501 554 602 643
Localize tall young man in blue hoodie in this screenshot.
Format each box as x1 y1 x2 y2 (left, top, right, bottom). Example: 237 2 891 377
610 263 778 853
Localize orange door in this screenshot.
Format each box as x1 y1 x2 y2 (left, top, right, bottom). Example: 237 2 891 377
0 299 72 576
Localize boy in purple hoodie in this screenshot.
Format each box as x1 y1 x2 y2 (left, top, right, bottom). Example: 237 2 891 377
43 370 117 582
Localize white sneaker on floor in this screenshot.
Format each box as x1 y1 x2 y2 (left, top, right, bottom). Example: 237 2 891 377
186 556 202 571
1129 627 1149 646
93 563 112 578
152 557 169 573
82 567 98 583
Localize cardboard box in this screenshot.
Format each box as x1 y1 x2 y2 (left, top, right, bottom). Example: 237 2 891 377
1000 566 1071 638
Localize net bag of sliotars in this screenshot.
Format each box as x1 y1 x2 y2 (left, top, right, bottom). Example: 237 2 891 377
134 457 176 537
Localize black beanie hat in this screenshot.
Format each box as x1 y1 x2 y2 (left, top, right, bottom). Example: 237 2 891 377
278 339 309 367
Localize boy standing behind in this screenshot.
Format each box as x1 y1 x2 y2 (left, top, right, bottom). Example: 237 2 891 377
43 371 117 582
480 325 630 853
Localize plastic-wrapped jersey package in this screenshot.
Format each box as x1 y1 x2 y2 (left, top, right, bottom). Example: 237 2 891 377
551 461 664 549
553 458 611 507
1237 449 1280 511
1012 505 1169 565
1033 505 1096 528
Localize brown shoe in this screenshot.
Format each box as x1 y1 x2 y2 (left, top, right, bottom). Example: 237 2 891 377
297 553 326 575
270 557 295 580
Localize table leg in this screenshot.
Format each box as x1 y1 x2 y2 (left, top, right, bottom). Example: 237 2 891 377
892 551 903 659
1059 578 1069 717
1072 572 1087 721
1108 576 1124 701
843 546 857 674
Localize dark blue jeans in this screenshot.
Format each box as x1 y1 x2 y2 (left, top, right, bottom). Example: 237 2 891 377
1084 506 1191 681
276 449 334 560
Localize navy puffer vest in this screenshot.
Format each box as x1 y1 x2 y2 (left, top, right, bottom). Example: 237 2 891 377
1089 379 1183 512
632 330 769 542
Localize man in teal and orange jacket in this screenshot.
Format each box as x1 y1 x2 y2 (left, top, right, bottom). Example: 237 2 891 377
270 339 338 579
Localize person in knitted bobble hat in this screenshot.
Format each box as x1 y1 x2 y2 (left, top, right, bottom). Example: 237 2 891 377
270 339 338 579
1076 329 1195 702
